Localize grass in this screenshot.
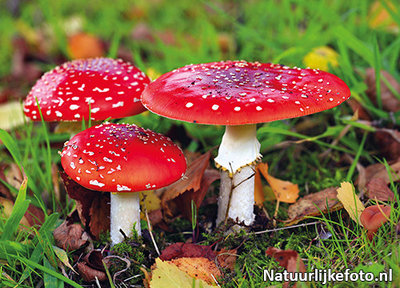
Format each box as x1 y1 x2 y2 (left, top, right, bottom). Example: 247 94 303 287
1 0 400 287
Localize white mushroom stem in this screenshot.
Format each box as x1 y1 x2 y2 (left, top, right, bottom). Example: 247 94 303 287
110 192 141 245
215 124 261 226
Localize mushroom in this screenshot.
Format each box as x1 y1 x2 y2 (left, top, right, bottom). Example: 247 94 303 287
360 205 391 240
60 122 186 245
23 57 150 122
141 60 350 226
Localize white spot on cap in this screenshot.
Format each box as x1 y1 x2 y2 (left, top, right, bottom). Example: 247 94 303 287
186 102 194 108
117 184 131 191
93 87 110 93
212 104 219 110
234 106 241 111
256 106 262 111
70 162 76 169
89 180 105 187
112 101 124 108
69 104 80 110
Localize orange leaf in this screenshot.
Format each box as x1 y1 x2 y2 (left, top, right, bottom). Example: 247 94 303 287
257 163 299 203
67 32 105 59
254 169 265 207
171 257 221 285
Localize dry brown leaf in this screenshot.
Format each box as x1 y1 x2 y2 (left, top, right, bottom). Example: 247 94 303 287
374 129 400 161
286 187 342 226
366 177 395 202
258 163 299 203
216 248 237 271
171 257 221 285
67 32 105 59
160 242 216 261
53 221 89 251
76 262 107 282
266 247 306 288
60 170 110 239
366 68 400 112
161 151 219 220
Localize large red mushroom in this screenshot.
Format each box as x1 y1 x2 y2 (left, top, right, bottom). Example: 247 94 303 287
142 60 350 226
60 122 186 244
23 57 150 121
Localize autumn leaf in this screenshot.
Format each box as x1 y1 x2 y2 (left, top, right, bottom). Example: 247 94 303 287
60 170 110 239
160 242 216 261
257 162 299 203
161 151 219 220
365 68 400 113
0 101 27 130
286 187 342 226
368 1 399 34
67 32 105 59
303 46 339 71
266 247 306 288
365 177 395 202
337 182 365 225
149 258 217 288
53 220 89 251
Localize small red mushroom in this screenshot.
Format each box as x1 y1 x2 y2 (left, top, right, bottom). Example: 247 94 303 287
60 122 186 244
142 60 350 226
360 205 391 240
23 58 150 121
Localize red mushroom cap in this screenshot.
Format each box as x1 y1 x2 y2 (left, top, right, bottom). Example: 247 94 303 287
141 61 350 125
60 123 186 192
360 205 391 233
24 58 150 121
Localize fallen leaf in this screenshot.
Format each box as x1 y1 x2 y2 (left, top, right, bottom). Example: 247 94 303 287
266 247 306 287
53 220 89 251
160 242 216 261
365 68 400 113
254 168 265 207
171 257 221 285
216 248 237 271
337 182 365 225
60 170 110 239
149 258 217 288
67 32 105 59
0 101 27 130
368 1 399 34
258 163 299 203
374 129 400 161
140 190 160 217
303 46 339 71
360 205 391 240
161 151 219 220
266 247 306 273
0 196 45 228
77 262 107 282
286 187 342 225
52 245 78 274
365 177 395 202
362 160 400 184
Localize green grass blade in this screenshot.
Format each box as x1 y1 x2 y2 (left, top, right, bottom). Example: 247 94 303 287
11 255 83 288
0 128 22 169
1 178 30 241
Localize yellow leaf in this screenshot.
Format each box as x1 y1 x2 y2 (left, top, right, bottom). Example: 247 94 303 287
258 163 299 203
336 182 365 225
303 46 339 71
52 245 78 274
140 190 160 219
149 258 217 288
0 101 27 130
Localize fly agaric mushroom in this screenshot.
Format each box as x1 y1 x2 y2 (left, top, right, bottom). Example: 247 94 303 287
141 60 350 226
60 122 186 244
23 58 150 121
360 205 391 240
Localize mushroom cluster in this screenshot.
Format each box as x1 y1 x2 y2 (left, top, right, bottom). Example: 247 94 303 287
142 60 351 226
60 122 186 245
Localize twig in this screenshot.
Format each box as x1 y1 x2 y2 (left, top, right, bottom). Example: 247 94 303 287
254 221 319 235
144 207 160 256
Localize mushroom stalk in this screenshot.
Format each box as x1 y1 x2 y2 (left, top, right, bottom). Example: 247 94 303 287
215 124 261 226
110 192 141 245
